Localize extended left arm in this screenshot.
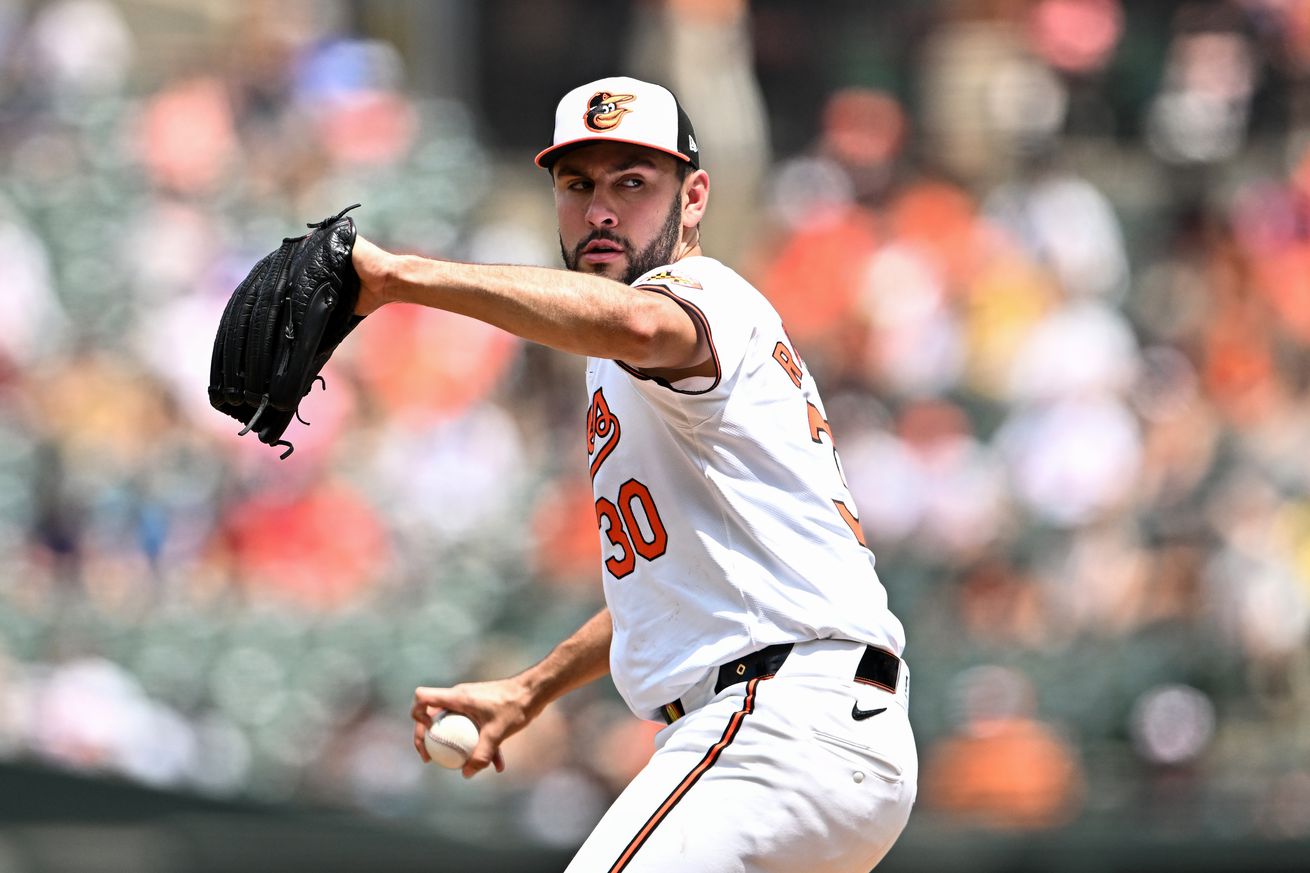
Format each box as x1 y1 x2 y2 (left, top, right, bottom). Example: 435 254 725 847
353 237 708 371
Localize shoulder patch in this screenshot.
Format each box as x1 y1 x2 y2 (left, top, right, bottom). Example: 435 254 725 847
644 271 702 290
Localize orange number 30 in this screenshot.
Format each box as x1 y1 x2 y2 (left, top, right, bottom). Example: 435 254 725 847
596 479 669 579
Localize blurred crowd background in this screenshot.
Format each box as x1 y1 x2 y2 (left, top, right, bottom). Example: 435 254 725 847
1 0 1310 862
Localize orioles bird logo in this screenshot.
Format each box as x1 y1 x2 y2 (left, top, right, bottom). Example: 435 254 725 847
585 91 636 132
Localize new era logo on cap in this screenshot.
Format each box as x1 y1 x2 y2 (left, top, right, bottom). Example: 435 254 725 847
536 76 700 170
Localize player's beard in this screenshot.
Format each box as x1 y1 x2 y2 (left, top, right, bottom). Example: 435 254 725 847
561 193 684 285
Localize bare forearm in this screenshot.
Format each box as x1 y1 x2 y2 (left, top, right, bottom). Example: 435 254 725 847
386 255 690 367
410 609 612 775
517 608 613 715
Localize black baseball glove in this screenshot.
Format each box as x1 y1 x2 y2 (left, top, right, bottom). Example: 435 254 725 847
208 204 365 459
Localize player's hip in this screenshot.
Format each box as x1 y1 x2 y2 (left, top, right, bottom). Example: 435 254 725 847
654 639 918 815
568 656 916 873
658 648 916 781
658 637 910 726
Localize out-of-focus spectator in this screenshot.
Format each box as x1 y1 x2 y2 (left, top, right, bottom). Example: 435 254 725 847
996 395 1142 527
858 242 964 399
846 401 1007 559
137 77 239 195
362 400 527 543
218 477 390 608
0 207 66 372
30 657 196 787
919 8 1053 182
820 87 908 206
1205 470 1310 675
355 306 520 424
984 161 1130 301
297 38 417 168
28 0 133 97
756 204 880 380
1028 0 1124 76
1004 297 1139 402
956 554 1050 648
922 665 1084 830
1146 5 1259 165
530 475 603 592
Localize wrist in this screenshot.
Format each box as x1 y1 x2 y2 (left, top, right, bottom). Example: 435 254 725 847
381 252 415 306
514 665 559 717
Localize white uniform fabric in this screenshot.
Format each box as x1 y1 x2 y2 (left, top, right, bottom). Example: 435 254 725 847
565 639 917 873
585 255 906 720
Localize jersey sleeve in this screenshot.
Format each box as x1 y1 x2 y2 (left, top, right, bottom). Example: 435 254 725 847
620 262 758 398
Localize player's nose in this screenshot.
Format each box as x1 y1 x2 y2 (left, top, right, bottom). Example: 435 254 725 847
584 192 619 228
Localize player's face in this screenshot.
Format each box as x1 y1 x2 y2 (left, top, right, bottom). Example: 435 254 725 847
553 142 688 285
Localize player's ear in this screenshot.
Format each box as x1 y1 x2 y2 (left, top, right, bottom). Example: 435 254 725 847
682 169 709 229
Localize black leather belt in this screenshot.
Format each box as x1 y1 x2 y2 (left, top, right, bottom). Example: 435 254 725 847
660 642 902 724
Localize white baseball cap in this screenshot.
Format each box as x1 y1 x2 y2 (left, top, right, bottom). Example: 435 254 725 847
535 76 700 170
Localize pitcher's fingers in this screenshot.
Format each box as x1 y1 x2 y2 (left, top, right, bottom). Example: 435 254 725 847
410 693 447 727
493 750 505 773
462 735 500 779
412 686 460 717
413 721 431 763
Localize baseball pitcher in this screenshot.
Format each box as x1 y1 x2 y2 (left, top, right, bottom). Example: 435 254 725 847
352 77 916 873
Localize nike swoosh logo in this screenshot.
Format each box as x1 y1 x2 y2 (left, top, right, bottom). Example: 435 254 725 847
851 703 887 721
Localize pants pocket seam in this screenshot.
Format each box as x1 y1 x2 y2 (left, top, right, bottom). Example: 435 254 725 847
811 728 905 783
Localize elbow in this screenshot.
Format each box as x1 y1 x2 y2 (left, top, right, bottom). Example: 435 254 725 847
616 299 671 366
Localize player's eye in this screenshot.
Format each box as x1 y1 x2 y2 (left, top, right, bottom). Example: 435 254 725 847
566 179 592 192
619 177 643 190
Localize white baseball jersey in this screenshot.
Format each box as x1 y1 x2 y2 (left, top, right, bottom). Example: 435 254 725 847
586 255 906 720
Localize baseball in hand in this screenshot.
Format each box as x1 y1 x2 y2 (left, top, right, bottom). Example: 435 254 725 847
424 711 480 769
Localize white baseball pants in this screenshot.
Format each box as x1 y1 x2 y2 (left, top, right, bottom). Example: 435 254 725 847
565 639 917 873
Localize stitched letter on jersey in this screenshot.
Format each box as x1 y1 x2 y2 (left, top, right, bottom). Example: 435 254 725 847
587 387 620 480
